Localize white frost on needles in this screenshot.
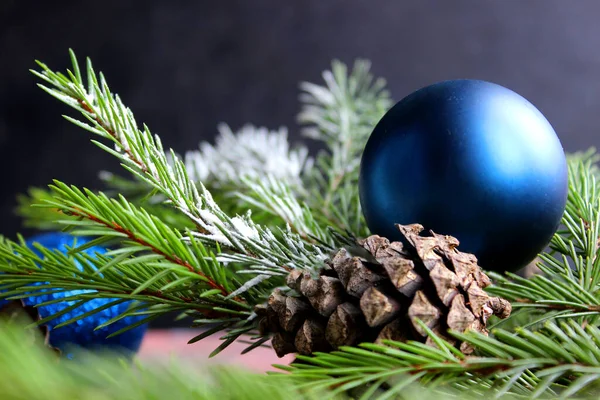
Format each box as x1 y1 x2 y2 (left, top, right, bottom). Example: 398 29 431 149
32 51 335 293
184 124 311 186
230 216 260 241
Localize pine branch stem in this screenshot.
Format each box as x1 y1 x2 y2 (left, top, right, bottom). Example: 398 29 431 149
78 100 148 174
77 92 316 278
71 207 232 297
78 98 215 236
2 270 231 318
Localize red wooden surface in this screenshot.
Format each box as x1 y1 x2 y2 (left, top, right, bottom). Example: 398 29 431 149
138 329 294 372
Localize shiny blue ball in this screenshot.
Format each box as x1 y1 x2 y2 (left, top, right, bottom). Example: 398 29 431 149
1 233 147 354
359 80 568 272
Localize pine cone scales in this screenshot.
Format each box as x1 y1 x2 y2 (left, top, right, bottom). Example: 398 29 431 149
258 224 512 357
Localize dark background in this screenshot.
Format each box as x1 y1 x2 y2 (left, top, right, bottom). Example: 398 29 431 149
2 1 600 236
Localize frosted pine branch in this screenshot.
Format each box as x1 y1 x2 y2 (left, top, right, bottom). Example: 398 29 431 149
299 59 391 149
183 124 311 188
237 176 336 248
31 51 328 285
174 124 340 247
298 60 392 237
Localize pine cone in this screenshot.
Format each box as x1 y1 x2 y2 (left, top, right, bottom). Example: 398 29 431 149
257 223 511 357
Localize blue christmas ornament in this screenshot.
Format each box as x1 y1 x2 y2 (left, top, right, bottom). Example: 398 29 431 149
1 232 147 354
359 80 568 272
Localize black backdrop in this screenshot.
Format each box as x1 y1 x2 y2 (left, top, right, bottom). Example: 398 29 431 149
1 1 600 240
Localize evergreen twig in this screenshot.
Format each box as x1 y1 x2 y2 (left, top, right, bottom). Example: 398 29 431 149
299 60 392 237
31 50 329 282
282 320 600 399
0 318 310 400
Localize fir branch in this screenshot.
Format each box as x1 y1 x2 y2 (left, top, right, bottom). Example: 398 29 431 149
0 318 310 400
32 51 329 280
0 317 489 400
17 182 194 234
44 181 234 296
236 176 336 248
178 124 350 248
0 235 247 322
299 60 392 237
110 124 319 238
99 171 195 229
183 123 311 189
25 57 377 251
282 320 600 399
115 126 338 247
1 180 273 346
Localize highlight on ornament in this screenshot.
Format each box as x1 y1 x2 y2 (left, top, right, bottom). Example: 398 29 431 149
0 48 599 399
